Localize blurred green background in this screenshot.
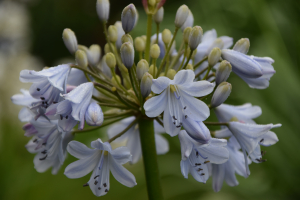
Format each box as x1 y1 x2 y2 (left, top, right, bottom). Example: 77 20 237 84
1 0 300 199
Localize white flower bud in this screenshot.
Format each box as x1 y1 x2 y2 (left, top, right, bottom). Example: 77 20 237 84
166 69 176 80
216 60 232 85
108 25 118 43
174 5 190 28
149 64 157 76
121 4 138 33
100 55 112 78
62 28 78 54
183 27 192 44
150 44 160 59
96 0 110 22
148 0 156 7
181 10 194 31
136 59 149 80
153 7 164 23
104 43 111 54
85 101 104 126
141 35 147 43
111 75 121 86
162 29 172 45
114 21 125 49
188 26 203 50
87 44 101 66
207 38 224 53
121 34 133 45
140 72 153 98
120 42 134 68
211 82 232 108
208 47 221 66
134 37 145 52
105 52 116 69
186 63 193 70
233 38 250 54
75 50 88 68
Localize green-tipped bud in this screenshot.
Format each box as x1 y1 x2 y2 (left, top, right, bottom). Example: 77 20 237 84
111 75 121 87
188 26 203 50
121 34 133 45
159 72 165 77
120 42 134 68
149 64 157 76
136 59 149 80
162 29 172 45
208 47 221 66
108 25 118 43
105 53 116 69
216 60 232 85
75 50 88 68
77 44 88 52
104 43 111 54
123 76 131 89
96 0 110 22
88 44 101 66
207 38 224 53
166 69 176 80
233 38 250 54
134 37 145 52
211 82 232 108
183 27 192 44
148 0 156 7
140 72 153 98
174 5 190 28
141 35 147 43
150 44 160 59
153 7 164 24
186 63 193 70
62 28 78 54
121 4 138 33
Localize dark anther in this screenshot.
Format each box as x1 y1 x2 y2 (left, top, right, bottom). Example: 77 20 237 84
60 115 63 120
45 102 48 105
195 163 201 166
42 102 45 105
196 151 199 157
94 181 98 185
260 138 264 143
103 183 107 187
185 115 187 119
197 168 203 172
261 151 266 156
37 88 40 91
184 106 187 109
33 139 38 143
94 175 99 179
40 97 45 100
204 161 210 164
42 142 46 145
173 122 175 125
83 183 89 187
98 187 101 190
41 150 47 154
66 115 68 119
173 116 177 120
200 173 205 176
53 101 57 104
176 125 181 128
105 189 108 193
39 155 47 160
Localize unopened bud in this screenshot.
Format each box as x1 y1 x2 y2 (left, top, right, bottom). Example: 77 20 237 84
149 64 157 76
159 72 165 77
105 53 116 69
108 25 118 43
96 0 110 22
183 27 192 44
207 38 224 53
121 4 138 33
150 44 160 59
62 28 78 54
141 35 147 43
166 69 176 80
134 37 145 52
174 5 190 28
104 43 111 54
216 60 232 85
78 44 88 52
123 76 131 89
186 63 193 70
75 50 88 68
121 34 133 45
188 26 203 50
233 38 250 54
88 44 101 66
140 72 153 97
120 42 134 68
211 82 232 108
85 101 104 126
154 7 164 23
114 21 125 49
181 10 194 31
111 75 121 86
162 29 172 45
136 59 149 80
208 47 221 66
148 0 156 7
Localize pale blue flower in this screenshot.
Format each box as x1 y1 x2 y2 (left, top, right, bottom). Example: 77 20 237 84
64 139 137 197
85 101 104 126
181 117 211 144
67 68 88 86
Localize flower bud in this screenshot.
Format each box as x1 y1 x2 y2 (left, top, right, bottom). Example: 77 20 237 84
100 55 112 78
96 0 110 22
162 29 172 45
75 50 88 68
121 4 138 33
120 42 134 68
85 101 104 126
87 44 101 66
186 63 193 70
136 59 149 80
141 35 147 43
182 119 211 144
62 28 78 54
77 44 88 52
215 60 232 85
183 27 192 44
166 69 176 80
140 72 153 98
114 21 125 49
148 0 156 7
111 75 121 86
159 72 165 77
104 43 111 54
153 7 164 23
23 123 38 137
108 25 118 43
233 38 250 54
149 64 157 76
188 26 203 50
121 34 133 45
208 47 221 66
207 38 224 53
174 5 190 28
134 37 145 52
211 82 232 108
105 53 116 69
150 44 160 59
181 10 194 31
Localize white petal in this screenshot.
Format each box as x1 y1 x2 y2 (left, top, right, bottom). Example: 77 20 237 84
151 76 170 94
180 160 190 178
67 141 96 159
127 129 142 164
219 36 233 49
259 131 278 146
182 119 211 144
163 103 181 137
91 139 112 152
178 130 193 159
19 107 35 122
173 70 195 85
214 128 232 138
212 164 225 192
144 90 168 117
111 146 132 164
229 122 280 138
180 81 215 97
63 82 94 104
155 134 169 155
11 89 39 106
19 70 45 83
183 95 210 121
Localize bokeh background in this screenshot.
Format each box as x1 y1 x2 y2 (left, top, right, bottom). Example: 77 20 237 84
1 0 300 199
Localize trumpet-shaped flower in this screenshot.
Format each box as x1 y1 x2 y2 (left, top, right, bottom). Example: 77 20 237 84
64 139 136 197
144 70 215 136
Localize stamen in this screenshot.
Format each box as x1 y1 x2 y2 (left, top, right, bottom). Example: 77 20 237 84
94 181 98 185
197 168 203 172
185 115 187 119
103 183 107 187
94 175 99 179
184 106 187 109
195 163 201 166
173 116 177 120
260 138 264 143
40 97 45 100
204 160 210 164
200 173 205 176
98 187 101 190
83 183 89 187
105 189 108 192
39 155 47 160
37 88 40 91
60 115 63 120
41 150 47 154
66 115 69 119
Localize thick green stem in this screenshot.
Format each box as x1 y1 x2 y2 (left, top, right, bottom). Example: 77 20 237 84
139 118 164 200
145 14 153 61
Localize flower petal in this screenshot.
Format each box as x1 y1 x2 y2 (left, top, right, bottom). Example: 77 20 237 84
151 76 170 94
155 133 169 155
111 146 132 164
91 139 112 152
183 95 210 121
173 70 195 85
180 160 190 178
212 164 225 192
144 90 168 117
67 141 96 159
180 81 215 97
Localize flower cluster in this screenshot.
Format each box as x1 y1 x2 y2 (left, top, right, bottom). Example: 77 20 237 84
11 0 281 197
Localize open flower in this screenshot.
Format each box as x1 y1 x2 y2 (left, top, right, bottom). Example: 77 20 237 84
144 70 215 136
64 139 136 197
